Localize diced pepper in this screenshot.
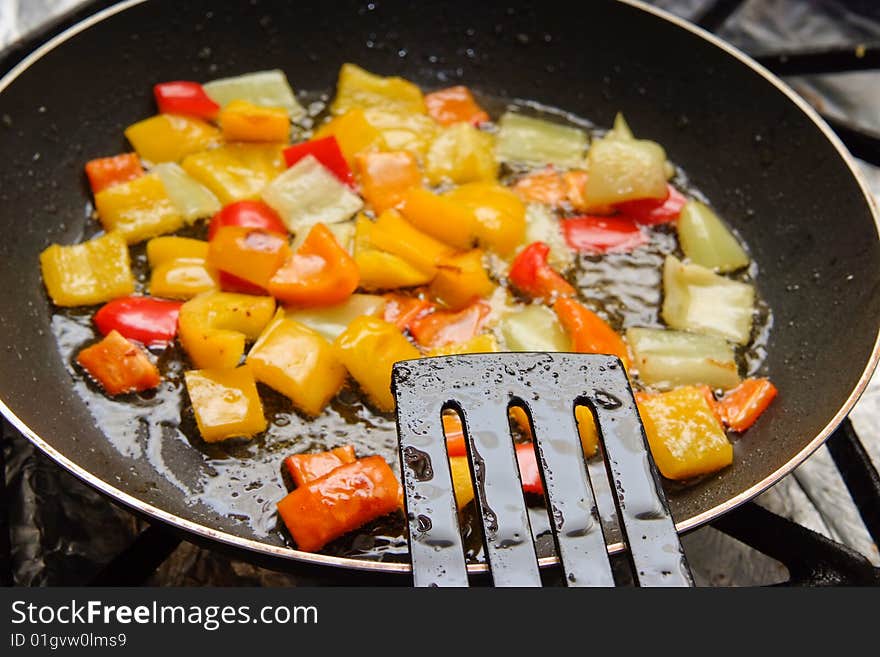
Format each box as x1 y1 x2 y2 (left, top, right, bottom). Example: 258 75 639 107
429 249 495 310
76 330 160 395
147 236 209 265
523 203 574 271
676 200 749 272
515 442 544 495
562 170 593 212
261 155 363 234
94 173 184 244
575 406 599 458
313 108 384 167
428 333 499 357
268 223 359 307
153 81 220 120
425 86 489 126
363 107 438 158
636 386 732 481
500 304 571 352
368 208 454 277
284 136 354 187
717 378 778 432
331 63 426 115
554 297 630 368
443 413 467 458
184 365 267 442
40 232 135 307
583 135 668 206
561 215 647 253
277 456 403 553
508 242 575 300
85 153 144 194
247 313 346 416
124 114 221 164
449 456 475 509
383 294 434 331
495 112 588 169
425 123 497 185
181 143 286 205
208 200 287 240
356 150 421 213
661 255 755 345
151 162 221 224
203 69 305 121
286 294 386 342
617 184 686 225
208 226 291 291
513 167 568 206
284 445 357 487
399 188 476 251
353 215 433 290
410 301 490 349
445 182 526 256
94 296 182 347
150 258 218 299
178 291 276 369
219 99 290 142
333 316 421 412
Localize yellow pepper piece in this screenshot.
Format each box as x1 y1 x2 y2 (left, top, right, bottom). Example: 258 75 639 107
247 312 346 417
330 63 426 115
94 174 184 244
40 232 134 307
429 249 495 310
146 236 209 266
509 405 599 458
219 100 290 143
313 108 384 167
178 291 276 369
353 214 433 290
150 258 218 299
363 108 438 158
426 122 497 185
369 208 454 276
449 456 474 509
124 114 221 164
184 366 267 442
181 143 285 204
333 316 420 412
444 182 526 256
428 333 499 357
637 386 732 481
399 188 476 251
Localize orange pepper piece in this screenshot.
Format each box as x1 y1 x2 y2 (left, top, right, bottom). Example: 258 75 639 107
268 223 359 307
219 100 290 142
207 226 291 290
356 150 422 213
284 445 357 488
410 300 490 349
513 167 568 206
443 412 467 458
85 153 144 194
424 86 489 126
553 297 630 369
76 330 160 396
717 378 778 432
382 293 435 331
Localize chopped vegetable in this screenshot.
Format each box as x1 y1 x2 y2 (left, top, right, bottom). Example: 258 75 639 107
182 143 286 204
495 112 588 168
247 313 346 416
717 378 778 432
636 386 732 480
399 188 476 251
208 226 291 291
77 330 161 396
445 182 526 256
147 236 217 299
368 208 454 277
356 150 421 213
147 236 208 265
382 294 433 331
94 296 182 347
575 406 599 458
508 242 575 300
261 154 363 233
184 365 267 442
677 200 750 272
177 291 276 369
554 297 629 368
449 456 475 509
94 173 184 244
124 114 220 164
312 108 384 166
428 333 499 357
284 445 357 488
356 249 433 291
429 249 495 310
268 223 359 307
276 456 402 553
207 200 287 240
500 304 571 352
151 162 221 223
616 183 686 225
218 99 290 142
40 232 134 307
513 167 568 206
202 69 305 121
515 442 544 495
410 301 491 349
85 153 144 194
443 413 467 458
424 85 489 126
523 203 574 270
331 63 425 115
153 81 219 120
562 170 593 212
284 136 354 187
333 316 421 412
561 214 647 254
626 327 741 390
287 294 386 342
661 255 755 345
583 133 668 206
425 122 497 185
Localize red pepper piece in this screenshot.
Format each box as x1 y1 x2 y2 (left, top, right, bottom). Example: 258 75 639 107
217 271 268 295
284 445 357 488
208 200 288 241
615 184 687 225
76 330 161 396
409 300 490 349
515 442 544 496
717 378 778 432
153 81 220 120
84 153 144 194
93 296 183 347
561 215 647 253
508 242 575 300
283 136 354 187
382 293 435 332
277 456 403 553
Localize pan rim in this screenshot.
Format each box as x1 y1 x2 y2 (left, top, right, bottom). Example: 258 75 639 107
0 0 878 576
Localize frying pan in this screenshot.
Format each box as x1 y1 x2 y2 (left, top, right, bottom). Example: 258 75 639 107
0 0 878 576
